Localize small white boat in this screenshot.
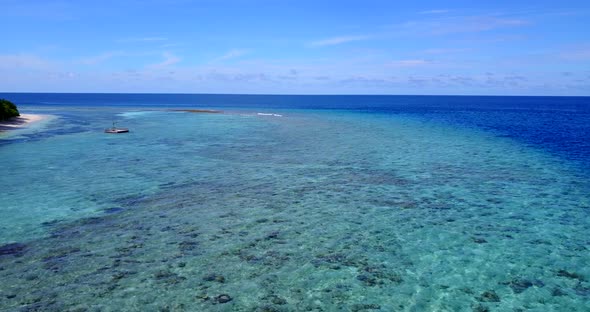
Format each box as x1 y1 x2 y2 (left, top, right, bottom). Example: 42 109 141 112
105 122 129 134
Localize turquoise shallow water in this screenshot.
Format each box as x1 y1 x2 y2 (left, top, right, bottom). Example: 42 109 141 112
1 103 590 311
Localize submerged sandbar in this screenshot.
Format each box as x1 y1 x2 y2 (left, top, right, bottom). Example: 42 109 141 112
169 109 223 114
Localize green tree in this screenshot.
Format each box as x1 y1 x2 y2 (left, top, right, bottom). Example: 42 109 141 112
0 99 20 121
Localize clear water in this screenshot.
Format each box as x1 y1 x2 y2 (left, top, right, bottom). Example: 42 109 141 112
0 94 589 311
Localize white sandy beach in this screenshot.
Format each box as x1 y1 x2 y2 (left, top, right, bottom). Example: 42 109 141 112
0 114 52 132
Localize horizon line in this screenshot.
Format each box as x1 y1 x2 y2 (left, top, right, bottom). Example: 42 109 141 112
1 91 589 98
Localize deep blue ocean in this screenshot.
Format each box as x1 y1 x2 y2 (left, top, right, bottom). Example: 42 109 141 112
1 93 589 311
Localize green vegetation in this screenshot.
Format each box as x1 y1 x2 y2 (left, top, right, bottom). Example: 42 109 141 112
0 99 20 121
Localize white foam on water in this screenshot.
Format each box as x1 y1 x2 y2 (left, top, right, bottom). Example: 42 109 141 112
117 111 156 118
257 112 283 117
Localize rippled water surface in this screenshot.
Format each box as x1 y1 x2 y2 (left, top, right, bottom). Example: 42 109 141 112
1 95 589 311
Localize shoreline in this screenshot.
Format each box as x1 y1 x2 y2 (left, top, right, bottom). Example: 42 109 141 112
0 114 52 132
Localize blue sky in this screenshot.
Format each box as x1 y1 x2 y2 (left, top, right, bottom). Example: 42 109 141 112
1 0 589 95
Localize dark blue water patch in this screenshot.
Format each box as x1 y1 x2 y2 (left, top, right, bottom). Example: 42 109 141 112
103 207 125 214
390 107 589 170
0 242 27 257
159 181 177 188
350 97 590 172
114 193 151 206
41 219 64 227
0 125 89 146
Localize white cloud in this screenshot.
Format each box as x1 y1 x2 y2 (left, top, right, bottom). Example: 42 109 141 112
560 47 590 60
434 16 529 34
148 52 181 68
0 54 55 70
310 35 370 47
77 52 121 65
394 15 530 37
213 49 250 62
422 48 470 54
